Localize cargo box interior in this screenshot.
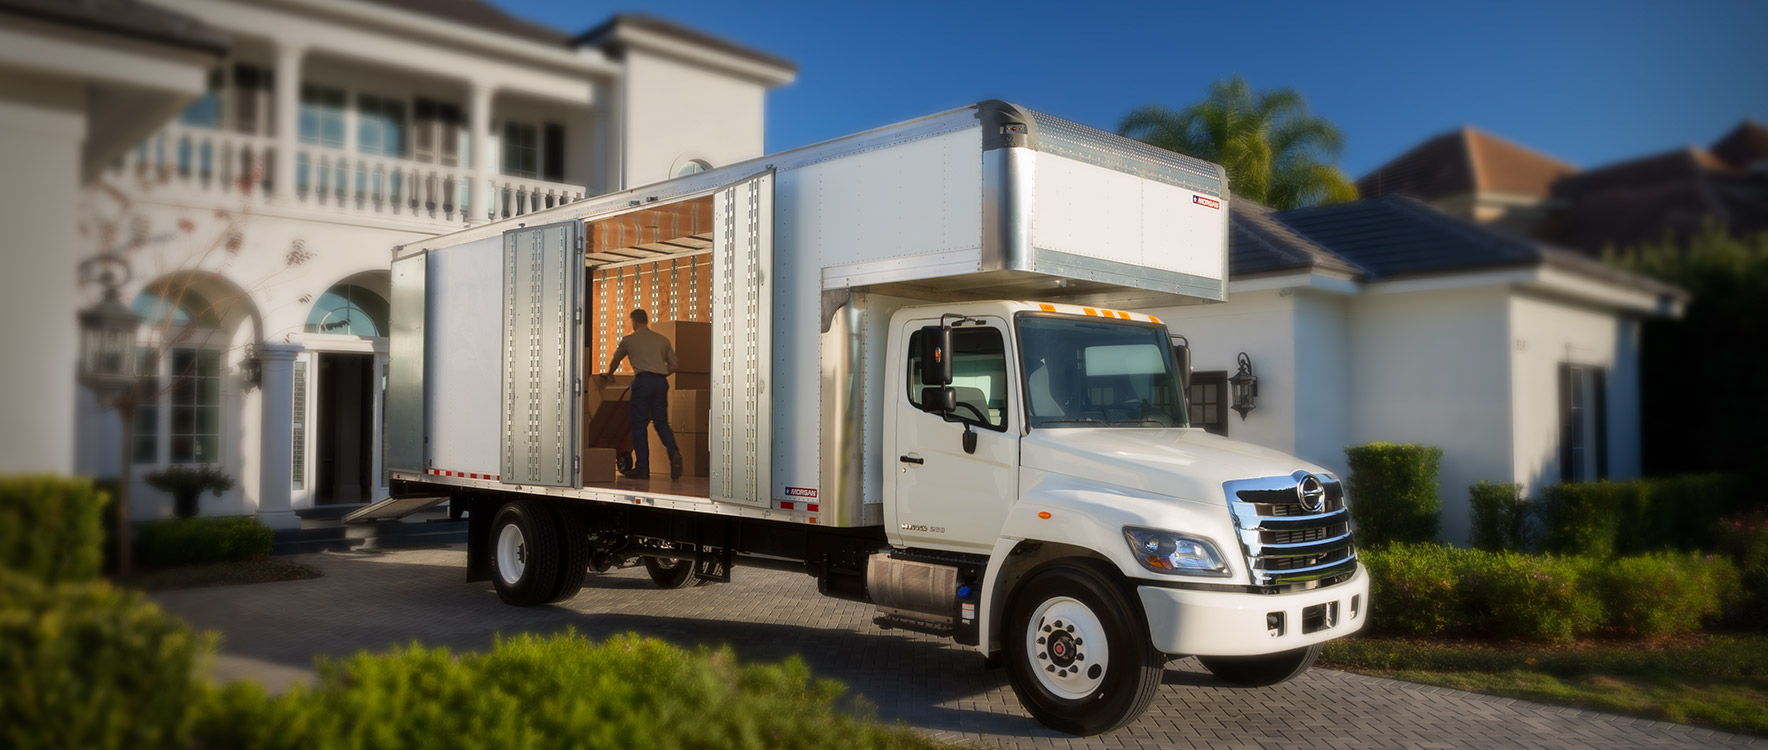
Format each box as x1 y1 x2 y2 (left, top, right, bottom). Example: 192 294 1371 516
581 194 717 498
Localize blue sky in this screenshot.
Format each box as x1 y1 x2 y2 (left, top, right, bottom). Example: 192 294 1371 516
498 0 1766 177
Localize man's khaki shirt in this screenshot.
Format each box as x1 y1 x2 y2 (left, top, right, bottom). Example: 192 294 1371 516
610 327 676 376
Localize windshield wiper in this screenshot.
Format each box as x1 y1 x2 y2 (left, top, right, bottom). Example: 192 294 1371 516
1035 417 1110 427
1109 418 1170 427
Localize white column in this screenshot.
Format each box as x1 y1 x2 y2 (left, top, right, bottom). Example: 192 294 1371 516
272 44 305 202
468 83 495 224
255 343 302 530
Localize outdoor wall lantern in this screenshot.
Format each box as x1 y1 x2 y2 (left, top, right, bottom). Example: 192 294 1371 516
240 346 262 389
1229 352 1258 420
77 254 142 402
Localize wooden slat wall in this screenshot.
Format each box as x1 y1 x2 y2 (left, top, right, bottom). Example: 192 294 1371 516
587 254 713 373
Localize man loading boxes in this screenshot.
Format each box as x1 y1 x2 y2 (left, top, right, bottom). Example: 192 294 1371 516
601 309 682 479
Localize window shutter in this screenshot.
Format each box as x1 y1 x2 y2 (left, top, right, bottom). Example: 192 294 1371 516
1594 368 1609 480
1558 363 1574 484
543 123 565 182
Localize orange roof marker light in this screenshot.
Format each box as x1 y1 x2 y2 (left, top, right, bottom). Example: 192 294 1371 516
1037 511 1052 519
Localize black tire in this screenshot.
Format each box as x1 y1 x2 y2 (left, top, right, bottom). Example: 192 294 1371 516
488 500 561 606
615 451 633 474
544 505 591 603
1198 644 1321 687
1004 561 1163 736
642 556 702 588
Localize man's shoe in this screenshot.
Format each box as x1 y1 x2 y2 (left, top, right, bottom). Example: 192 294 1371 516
621 469 648 480
668 447 684 480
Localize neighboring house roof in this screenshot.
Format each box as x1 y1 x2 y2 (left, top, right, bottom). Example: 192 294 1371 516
356 0 569 45
1540 136 1768 254
1710 119 1768 169
575 13 800 74
0 0 228 54
1228 200 1366 278
1356 126 1577 201
1256 195 1683 300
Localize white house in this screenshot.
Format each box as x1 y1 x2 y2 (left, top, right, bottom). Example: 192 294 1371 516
49 0 794 526
1151 196 1684 543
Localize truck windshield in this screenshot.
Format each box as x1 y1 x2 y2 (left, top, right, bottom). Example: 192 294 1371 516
1017 315 1189 429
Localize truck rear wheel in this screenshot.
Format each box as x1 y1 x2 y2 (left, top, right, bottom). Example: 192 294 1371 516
1198 644 1321 687
489 500 561 606
1004 561 1163 736
544 506 591 603
642 556 702 588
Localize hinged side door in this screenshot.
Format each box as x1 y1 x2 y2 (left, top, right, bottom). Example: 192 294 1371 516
501 220 584 487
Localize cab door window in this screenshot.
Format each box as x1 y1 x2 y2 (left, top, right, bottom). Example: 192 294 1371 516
907 326 1009 431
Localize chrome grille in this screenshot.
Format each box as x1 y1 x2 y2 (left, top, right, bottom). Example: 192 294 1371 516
1224 472 1357 587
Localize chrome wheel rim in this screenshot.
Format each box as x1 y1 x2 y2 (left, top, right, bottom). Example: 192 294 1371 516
1026 595 1110 700
496 523 526 586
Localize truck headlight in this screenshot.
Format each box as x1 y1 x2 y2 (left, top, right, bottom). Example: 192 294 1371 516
1122 526 1231 577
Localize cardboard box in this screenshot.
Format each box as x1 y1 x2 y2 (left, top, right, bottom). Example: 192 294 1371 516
581 448 617 483
583 380 634 450
648 430 712 477
669 372 711 390
651 320 712 373
668 389 712 433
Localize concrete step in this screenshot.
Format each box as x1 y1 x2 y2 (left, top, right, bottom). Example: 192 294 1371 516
272 516 466 556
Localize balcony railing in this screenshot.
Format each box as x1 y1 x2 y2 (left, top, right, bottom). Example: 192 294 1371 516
116 124 585 228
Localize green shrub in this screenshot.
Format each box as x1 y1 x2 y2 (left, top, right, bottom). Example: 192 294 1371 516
0 568 214 750
1469 481 1528 552
1593 553 1740 638
1718 510 1768 624
1539 481 1637 558
1618 474 1750 555
1457 550 1602 642
0 475 108 583
195 631 945 750
1360 542 1462 635
137 516 273 568
1344 443 1443 547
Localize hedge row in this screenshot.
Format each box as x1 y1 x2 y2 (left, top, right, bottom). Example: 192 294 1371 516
0 475 108 583
1344 443 1443 548
1535 475 1749 557
1363 543 1739 641
3 570 947 750
136 516 273 568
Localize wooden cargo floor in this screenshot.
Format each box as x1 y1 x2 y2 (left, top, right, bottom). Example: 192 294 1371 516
585 474 711 499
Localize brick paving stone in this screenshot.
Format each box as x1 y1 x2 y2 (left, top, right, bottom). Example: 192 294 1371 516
153 546 1765 750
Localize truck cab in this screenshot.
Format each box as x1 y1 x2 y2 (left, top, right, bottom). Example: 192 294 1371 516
884 299 1367 732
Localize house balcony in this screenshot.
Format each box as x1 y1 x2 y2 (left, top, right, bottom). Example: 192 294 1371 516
114 122 585 230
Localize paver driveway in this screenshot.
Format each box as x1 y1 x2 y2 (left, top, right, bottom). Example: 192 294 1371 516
154 546 1761 749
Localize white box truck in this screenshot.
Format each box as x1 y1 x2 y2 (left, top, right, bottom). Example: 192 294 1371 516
368 101 1367 735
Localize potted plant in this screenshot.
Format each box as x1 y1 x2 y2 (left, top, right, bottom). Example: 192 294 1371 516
145 464 235 519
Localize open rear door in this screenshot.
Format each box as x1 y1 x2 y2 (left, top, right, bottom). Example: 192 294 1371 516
501 220 585 487
710 171 774 506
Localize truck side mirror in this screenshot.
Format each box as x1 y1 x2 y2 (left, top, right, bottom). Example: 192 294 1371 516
1171 336 1192 393
920 386 956 414
919 325 953 386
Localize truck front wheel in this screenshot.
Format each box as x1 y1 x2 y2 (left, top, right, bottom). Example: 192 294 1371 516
1004 561 1163 736
489 500 561 606
1198 644 1321 687
642 556 702 588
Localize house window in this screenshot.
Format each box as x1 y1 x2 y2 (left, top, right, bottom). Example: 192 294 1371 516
1559 363 1608 483
168 349 222 464
131 287 225 466
357 94 406 158
503 122 539 178
305 284 389 337
1187 371 1229 436
413 98 463 167
677 159 711 178
299 85 346 148
179 69 223 128
231 63 274 137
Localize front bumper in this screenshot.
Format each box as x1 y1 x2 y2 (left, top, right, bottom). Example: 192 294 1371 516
1137 563 1368 656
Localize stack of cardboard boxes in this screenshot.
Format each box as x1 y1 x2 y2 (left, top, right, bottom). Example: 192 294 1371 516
650 320 712 478
580 372 633 483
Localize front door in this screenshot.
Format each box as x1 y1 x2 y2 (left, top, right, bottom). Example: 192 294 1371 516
317 352 375 504
891 315 1019 554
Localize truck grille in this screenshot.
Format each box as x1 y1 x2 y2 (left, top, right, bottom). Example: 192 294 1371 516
1224 472 1357 587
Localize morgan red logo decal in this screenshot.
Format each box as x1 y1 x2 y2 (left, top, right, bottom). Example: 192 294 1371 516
1193 195 1220 210
785 487 818 498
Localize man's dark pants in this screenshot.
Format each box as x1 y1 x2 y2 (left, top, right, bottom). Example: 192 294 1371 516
629 372 677 473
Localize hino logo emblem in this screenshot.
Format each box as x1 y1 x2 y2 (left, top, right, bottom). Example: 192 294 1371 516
1296 475 1326 513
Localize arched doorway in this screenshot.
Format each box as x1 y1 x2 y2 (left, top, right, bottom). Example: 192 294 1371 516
300 278 389 506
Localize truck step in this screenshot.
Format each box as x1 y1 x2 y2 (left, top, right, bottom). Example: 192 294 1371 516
873 614 954 638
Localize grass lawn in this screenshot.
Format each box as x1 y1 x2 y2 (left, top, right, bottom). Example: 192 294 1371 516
1321 633 1768 737
126 558 322 591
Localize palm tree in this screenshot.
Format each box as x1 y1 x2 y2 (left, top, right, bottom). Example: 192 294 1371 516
1117 75 1358 210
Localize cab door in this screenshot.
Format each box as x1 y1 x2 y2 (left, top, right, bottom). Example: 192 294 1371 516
889 315 1019 553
